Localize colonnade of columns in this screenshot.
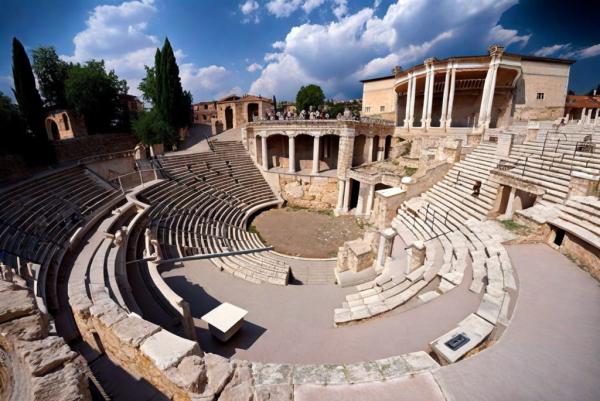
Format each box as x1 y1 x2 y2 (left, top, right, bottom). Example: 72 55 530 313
575 108 600 126
335 179 377 217
400 56 503 132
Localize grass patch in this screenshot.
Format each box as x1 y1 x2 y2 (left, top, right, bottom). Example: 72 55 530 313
287 204 334 216
499 219 529 234
404 167 417 176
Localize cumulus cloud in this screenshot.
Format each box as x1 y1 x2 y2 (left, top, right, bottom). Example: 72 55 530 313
251 0 527 99
487 25 530 48
534 43 571 57
266 0 303 17
303 0 326 14
247 63 264 72
332 0 348 19
62 0 234 100
566 43 600 59
240 0 259 15
266 0 346 18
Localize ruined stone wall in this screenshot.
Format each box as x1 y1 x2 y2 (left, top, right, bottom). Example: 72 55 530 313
52 132 137 163
561 234 600 281
278 174 338 210
0 278 91 401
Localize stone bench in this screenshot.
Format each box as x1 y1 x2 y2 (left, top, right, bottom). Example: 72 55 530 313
201 302 248 342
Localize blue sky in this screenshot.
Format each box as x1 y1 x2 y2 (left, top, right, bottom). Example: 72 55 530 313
1 0 599 102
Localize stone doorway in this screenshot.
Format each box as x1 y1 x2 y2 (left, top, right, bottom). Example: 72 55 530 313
225 106 234 130
248 103 259 122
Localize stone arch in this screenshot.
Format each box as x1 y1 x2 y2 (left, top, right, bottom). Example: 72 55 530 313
319 134 340 171
61 113 70 131
294 134 314 172
352 134 368 167
225 106 234 130
247 103 259 122
266 134 289 170
45 118 60 140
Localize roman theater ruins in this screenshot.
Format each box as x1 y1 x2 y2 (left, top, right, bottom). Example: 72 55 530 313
1 45 599 401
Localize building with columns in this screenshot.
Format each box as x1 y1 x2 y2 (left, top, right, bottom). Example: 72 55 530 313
362 45 574 134
242 120 395 217
564 94 600 125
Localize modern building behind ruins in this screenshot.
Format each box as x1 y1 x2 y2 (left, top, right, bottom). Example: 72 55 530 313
361 45 574 132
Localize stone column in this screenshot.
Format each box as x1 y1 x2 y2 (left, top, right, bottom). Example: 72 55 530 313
403 74 413 128
261 135 269 171
367 136 375 163
343 178 352 212
144 228 153 258
595 108 599 126
446 66 456 130
426 67 435 129
505 187 517 219
355 182 365 215
335 179 346 215
421 67 431 128
365 184 375 217
484 64 499 129
377 138 385 161
478 60 496 130
312 135 320 175
406 240 426 274
288 135 296 173
376 227 397 270
440 66 450 128
578 108 586 125
409 75 417 128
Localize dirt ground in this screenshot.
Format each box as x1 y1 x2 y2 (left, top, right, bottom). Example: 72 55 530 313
251 207 365 258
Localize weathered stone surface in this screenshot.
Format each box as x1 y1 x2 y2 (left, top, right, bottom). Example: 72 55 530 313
201 353 234 396
218 381 253 401
251 363 292 385
404 351 440 372
376 355 410 379
0 288 35 324
31 360 91 401
111 316 161 347
253 384 293 401
16 336 77 376
89 298 128 328
0 313 47 341
140 330 201 370
345 361 385 383
166 355 207 393
292 364 347 385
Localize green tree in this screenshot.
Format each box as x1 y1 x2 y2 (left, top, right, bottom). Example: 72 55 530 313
272 95 277 113
64 60 128 134
295 84 325 112
138 65 157 105
132 109 174 145
12 37 51 163
0 91 27 154
32 46 69 109
155 38 187 129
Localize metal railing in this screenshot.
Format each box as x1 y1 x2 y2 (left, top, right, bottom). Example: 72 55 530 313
108 168 158 193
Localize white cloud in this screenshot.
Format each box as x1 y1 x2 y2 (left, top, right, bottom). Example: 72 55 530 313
62 0 235 100
487 25 530 48
240 0 259 15
534 43 571 57
567 43 600 59
266 0 303 17
247 63 264 72
303 0 326 13
332 0 348 19
251 0 527 99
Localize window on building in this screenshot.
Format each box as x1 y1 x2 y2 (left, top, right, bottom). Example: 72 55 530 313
380 106 385 112
204 104 208 109
364 106 371 112
536 92 544 100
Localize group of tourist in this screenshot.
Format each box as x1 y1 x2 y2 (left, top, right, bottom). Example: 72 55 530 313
262 108 361 122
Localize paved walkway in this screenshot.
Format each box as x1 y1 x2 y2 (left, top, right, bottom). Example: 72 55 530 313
161 257 479 364
433 244 600 401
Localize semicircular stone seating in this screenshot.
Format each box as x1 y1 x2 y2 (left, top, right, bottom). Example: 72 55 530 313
139 140 290 285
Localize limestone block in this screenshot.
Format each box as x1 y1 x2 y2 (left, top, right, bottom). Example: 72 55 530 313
201 353 234 396
292 364 347 385
252 363 293 385
347 239 375 273
16 336 77 376
140 330 201 371
0 287 35 324
404 351 440 372
375 355 410 379
166 355 208 394
31 361 91 401
254 384 293 401
345 361 385 383
0 312 48 341
111 316 161 347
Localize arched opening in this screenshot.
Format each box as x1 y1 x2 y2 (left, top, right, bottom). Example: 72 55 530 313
61 113 70 131
348 179 360 211
266 134 289 170
372 136 380 161
247 103 259 122
318 134 340 172
294 134 313 172
225 106 234 130
352 134 368 167
384 135 392 159
46 119 60 140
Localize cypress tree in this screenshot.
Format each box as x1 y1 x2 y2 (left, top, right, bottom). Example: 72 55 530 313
157 38 186 129
12 37 52 163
